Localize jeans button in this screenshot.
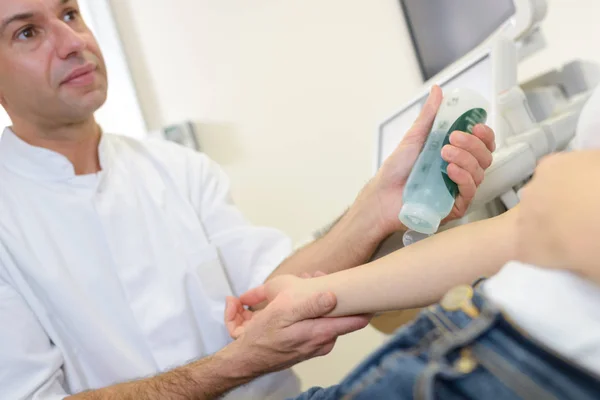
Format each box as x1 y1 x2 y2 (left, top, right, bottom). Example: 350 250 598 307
440 285 473 311
440 285 479 318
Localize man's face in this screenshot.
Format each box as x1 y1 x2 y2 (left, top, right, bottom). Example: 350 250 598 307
0 0 107 127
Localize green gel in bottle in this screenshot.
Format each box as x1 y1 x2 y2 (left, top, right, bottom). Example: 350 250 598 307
398 88 488 234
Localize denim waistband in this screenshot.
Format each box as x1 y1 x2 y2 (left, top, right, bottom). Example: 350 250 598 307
414 284 600 400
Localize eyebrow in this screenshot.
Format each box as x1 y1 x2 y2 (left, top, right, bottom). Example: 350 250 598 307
0 12 35 37
0 0 73 37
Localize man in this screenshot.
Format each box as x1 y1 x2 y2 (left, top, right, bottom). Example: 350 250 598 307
0 0 495 399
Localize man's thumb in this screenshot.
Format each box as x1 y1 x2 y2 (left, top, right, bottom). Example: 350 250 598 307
404 85 443 144
240 285 267 307
290 292 337 322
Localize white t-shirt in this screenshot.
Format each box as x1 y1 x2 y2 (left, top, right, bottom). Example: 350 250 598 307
485 86 600 377
0 128 300 399
485 262 600 375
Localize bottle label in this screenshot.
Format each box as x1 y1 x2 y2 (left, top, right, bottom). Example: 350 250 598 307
440 108 488 198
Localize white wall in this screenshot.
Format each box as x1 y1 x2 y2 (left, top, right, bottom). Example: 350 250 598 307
110 0 421 389
109 0 600 391
110 0 422 243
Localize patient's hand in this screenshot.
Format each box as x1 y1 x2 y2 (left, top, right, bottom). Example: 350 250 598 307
225 273 322 339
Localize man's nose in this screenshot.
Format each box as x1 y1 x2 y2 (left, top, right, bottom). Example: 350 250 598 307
52 21 86 59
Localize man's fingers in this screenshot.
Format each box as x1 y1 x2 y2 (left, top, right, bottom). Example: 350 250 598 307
315 339 337 357
449 131 493 169
313 271 327 278
225 297 238 322
447 163 477 202
225 297 258 339
225 297 242 338
231 321 247 340
241 307 253 322
288 292 337 323
473 124 496 153
311 315 370 342
442 145 485 186
239 285 268 307
330 315 371 336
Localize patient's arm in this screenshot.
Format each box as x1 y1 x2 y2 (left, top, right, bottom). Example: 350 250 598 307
240 207 517 319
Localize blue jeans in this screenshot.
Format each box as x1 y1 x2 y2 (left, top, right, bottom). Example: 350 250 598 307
292 284 600 400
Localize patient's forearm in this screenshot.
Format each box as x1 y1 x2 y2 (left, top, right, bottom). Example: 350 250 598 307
302 208 517 317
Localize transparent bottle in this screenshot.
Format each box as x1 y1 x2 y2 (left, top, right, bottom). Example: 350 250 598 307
398 88 488 235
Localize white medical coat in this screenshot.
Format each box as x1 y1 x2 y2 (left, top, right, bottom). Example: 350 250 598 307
0 128 300 399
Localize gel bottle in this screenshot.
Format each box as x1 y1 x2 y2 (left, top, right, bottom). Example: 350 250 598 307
398 88 488 235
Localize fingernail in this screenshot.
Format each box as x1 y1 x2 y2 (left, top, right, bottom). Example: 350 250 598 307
442 145 454 159
452 131 466 144
318 293 335 309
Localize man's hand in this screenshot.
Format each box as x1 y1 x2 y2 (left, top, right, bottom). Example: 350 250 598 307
224 285 369 375
515 150 600 280
358 85 496 237
226 274 315 338
262 87 495 288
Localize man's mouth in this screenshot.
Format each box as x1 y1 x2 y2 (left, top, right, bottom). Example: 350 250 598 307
61 64 97 86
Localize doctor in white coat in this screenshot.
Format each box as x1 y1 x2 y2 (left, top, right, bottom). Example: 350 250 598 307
0 0 496 399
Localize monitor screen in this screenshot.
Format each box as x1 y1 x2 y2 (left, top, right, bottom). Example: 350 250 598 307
378 53 494 169
401 0 515 80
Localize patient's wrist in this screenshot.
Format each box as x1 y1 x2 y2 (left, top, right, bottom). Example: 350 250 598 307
295 276 322 298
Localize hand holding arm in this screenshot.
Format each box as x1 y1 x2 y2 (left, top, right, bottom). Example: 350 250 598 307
1 271 368 400
73 290 368 399
238 207 517 322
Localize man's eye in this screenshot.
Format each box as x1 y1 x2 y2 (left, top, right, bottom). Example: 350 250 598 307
16 27 37 41
63 10 79 22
